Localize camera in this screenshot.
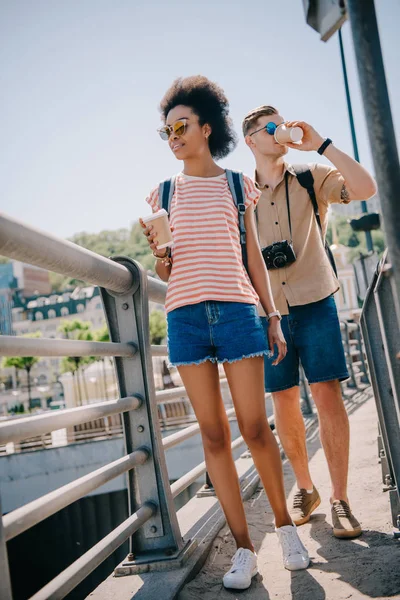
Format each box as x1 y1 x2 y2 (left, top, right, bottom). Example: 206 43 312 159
261 240 297 270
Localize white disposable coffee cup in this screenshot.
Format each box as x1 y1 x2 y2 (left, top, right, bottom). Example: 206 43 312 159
274 124 304 145
142 209 174 249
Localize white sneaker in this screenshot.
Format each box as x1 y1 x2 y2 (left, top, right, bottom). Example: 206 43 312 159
223 547 258 590
275 524 310 571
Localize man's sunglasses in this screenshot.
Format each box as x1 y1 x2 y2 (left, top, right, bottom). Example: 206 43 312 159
158 119 188 141
249 121 279 137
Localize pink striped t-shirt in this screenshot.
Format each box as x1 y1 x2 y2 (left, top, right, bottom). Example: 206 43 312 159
146 172 261 313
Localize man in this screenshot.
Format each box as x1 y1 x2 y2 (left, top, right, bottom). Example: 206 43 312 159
242 105 377 538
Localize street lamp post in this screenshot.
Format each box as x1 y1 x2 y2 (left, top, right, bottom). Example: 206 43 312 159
338 27 373 253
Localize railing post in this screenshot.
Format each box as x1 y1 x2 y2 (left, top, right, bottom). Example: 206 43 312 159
100 257 187 572
341 321 357 389
0 496 13 600
360 257 400 532
354 322 370 385
299 366 313 415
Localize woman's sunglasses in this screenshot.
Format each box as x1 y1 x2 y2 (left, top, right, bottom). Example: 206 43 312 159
249 121 278 136
158 119 188 141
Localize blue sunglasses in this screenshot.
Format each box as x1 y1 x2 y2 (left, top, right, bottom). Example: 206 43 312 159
249 121 278 136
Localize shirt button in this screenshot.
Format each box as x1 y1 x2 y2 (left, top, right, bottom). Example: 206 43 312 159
271 202 275 206
275 221 278 225
282 282 286 285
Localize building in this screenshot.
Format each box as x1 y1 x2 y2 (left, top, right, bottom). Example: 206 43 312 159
0 263 17 335
0 261 51 335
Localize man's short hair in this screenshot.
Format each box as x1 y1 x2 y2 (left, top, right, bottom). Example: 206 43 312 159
242 105 279 137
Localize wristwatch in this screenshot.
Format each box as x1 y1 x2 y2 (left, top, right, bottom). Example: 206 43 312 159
317 138 333 155
267 310 281 321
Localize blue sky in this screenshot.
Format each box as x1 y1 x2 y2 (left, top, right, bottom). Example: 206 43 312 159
1 0 399 239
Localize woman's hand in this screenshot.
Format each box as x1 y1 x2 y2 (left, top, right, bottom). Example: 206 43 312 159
139 218 173 257
267 317 287 366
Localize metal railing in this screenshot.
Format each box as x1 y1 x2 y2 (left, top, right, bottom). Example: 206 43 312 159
360 252 400 532
0 213 247 599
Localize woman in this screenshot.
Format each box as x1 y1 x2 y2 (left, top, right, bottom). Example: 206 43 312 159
140 76 309 590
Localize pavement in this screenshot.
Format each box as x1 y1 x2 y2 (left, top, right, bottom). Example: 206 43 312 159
178 390 400 600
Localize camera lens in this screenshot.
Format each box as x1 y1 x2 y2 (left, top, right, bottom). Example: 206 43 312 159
273 253 287 269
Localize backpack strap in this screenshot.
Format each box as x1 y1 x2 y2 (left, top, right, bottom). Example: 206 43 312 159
291 164 338 277
158 176 176 214
226 169 248 272
291 164 322 229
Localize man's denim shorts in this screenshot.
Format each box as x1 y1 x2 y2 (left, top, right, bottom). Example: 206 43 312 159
167 300 270 367
261 295 349 393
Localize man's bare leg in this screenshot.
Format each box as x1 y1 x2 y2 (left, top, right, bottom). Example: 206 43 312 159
272 385 314 490
310 379 349 503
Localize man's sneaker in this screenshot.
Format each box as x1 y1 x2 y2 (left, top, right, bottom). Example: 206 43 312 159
275 524 310 571
223 548 258 590
290 486 321 526
331 500 362 538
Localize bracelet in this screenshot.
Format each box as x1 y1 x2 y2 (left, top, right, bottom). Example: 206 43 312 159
317 138 333 155
153 249 172 266
267 310 281 321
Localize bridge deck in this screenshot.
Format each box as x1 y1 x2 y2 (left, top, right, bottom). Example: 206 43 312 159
179 390 400 600
91 389 400 600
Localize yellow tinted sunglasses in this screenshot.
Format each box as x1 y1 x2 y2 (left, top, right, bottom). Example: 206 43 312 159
158 119 188 141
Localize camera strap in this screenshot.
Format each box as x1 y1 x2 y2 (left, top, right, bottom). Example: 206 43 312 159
284 171 293 243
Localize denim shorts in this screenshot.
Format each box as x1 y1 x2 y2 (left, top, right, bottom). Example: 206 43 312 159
167 301 270 367
261 295 349 393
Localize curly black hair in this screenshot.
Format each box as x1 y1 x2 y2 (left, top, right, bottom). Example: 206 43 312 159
159 75 237 160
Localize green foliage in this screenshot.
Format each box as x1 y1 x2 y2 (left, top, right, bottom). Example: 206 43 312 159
58 319 94 371
327 215 385 262
8 403 25 414
0 256 10 264
149 310 167 345
95 324 110 343
49 222 154 291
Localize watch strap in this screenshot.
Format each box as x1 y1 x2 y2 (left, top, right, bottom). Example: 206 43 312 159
267 310 281 321
317 138 333 155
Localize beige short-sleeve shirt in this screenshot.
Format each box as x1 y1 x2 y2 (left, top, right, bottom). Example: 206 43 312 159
256 162 349 316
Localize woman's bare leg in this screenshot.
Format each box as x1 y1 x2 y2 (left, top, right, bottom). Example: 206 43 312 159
178 360 253 550
223 356 292 528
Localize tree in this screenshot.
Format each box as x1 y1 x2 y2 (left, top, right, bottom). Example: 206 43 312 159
2 332 42 408
58 319 93 406
94 324 111 401
327 215 386 261
149 310 167 345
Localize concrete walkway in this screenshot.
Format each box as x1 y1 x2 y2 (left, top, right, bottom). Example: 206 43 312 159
178 391 400 600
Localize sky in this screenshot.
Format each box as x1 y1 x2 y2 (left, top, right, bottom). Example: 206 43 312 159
1 0 399 240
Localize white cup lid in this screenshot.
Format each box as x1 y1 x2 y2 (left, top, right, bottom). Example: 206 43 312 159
141 208 168 223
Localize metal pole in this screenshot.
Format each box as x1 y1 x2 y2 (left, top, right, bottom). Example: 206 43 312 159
346 0 400 304
338 27 373 253
0 497 13 600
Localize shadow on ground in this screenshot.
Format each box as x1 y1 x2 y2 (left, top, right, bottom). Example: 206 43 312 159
179 389 400 600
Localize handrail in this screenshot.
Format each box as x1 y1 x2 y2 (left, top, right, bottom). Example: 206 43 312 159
3 449 149 541
0 335 137 358
151 345 168 356
171 435 246 498
0 396 141 445
156 379 228 403
29 503 155 600
162 407 237 450
0 213 133 294
0 212 167 303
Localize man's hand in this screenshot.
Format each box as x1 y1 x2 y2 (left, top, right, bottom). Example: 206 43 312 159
284 121 325 152
267 317 287 366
